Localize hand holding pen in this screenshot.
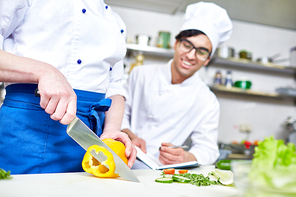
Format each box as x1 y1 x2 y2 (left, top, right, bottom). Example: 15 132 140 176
159 142 188 165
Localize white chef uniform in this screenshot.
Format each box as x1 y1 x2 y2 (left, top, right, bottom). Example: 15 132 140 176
0 0 126 97
0 0 128 174
122 60 220 165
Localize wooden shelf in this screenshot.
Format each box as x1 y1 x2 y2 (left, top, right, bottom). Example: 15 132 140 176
210 57 296 75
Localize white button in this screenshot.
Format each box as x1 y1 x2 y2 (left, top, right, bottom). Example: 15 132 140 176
159 92 162 95
149 115 153 118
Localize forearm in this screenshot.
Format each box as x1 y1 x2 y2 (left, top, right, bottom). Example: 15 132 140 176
103 94 125 133
0 49 56 83
121 128 138 141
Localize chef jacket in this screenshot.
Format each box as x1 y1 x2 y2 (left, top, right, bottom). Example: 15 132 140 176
122 60 220 165
0 0 126 97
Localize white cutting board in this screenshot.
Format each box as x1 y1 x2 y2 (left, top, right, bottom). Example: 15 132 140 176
0 166 238 197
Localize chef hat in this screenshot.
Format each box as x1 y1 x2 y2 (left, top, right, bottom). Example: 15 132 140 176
181 1 233 56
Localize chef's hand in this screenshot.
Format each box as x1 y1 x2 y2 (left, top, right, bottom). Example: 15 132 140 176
37 66 77 125
131 137 147 153
159 142 196 165
121 128 147 153
100 131 136 168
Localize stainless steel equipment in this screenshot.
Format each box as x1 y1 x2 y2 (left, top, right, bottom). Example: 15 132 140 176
285 116 296 145
215 46 235 58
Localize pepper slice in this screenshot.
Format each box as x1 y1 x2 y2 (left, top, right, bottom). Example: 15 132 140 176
82 138 128 178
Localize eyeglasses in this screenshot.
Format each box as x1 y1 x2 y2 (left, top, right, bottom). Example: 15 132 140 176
178 38 211 61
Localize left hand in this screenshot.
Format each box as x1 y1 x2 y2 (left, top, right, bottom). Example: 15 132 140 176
100 131 136 168
159 142 185 165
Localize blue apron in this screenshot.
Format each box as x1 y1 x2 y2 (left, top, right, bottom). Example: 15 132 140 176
0 84 111 174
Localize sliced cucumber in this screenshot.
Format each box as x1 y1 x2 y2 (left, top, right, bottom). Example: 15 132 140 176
172 175 191 183
163 174 173 178
155 177 173 183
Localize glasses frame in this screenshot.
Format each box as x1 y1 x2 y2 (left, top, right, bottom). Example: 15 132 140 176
178 38 211 61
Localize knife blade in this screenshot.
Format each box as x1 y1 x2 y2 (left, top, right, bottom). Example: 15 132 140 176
66 116 140 182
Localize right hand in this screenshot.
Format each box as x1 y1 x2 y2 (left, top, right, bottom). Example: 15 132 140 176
37 66 77 125
132 137 147 153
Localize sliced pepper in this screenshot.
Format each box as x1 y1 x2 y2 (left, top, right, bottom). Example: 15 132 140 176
82 138 128 178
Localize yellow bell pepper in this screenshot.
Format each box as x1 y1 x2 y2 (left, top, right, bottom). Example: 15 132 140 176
82 138 128 178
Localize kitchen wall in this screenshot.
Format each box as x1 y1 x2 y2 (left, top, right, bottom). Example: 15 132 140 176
111 5 296 144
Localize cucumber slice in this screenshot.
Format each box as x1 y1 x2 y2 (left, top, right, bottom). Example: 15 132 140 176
172 175 191 183
163 174 173 178
155 177 173 183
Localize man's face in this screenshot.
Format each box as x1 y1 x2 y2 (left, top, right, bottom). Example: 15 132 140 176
171 34 212 84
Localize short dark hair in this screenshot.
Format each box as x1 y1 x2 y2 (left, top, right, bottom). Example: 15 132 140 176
175 29 205 40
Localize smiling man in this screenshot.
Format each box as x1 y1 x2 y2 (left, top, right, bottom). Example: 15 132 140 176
121 2 233 168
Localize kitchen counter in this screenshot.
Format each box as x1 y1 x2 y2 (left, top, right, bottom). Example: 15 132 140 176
0 166 238 197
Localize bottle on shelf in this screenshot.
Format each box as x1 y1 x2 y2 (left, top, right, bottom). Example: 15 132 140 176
213 70 223 86
128 52 145 74
224 70 233 88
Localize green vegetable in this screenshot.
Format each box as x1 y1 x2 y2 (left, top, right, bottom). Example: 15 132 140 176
210 169 233 185
172 175 191 183
216 160 231 170
181 173 219 186
159 171 219 186
0 169 12 180
249 136 296 191
163 174 173 178
155 177 173 183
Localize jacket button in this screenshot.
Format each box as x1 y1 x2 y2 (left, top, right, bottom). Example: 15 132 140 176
82 8 86 14
105 5 108 9
77 59 82 64
110 67 112 71
120 29 124 33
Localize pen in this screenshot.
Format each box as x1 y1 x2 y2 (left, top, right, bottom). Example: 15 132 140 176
158 145 189 149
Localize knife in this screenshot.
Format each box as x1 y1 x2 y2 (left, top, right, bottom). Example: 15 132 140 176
66 116 140 182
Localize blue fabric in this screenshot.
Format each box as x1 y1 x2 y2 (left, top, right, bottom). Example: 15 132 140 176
0 84 111 174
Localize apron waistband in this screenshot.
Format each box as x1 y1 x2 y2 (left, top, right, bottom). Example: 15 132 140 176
4 83 112 136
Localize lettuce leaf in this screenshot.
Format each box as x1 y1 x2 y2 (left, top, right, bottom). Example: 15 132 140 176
249 136 296 192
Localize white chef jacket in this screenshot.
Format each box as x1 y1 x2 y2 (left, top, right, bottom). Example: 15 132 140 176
122 60 220 165
0 0 126 97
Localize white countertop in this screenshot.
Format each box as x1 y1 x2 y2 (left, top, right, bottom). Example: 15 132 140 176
0 166 238 197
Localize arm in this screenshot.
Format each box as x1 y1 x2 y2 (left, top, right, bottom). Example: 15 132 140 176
159 95 220 165
100 94 136 168
188 100 220 165
0 50 77 124
122 128 147 153
101 60 136 168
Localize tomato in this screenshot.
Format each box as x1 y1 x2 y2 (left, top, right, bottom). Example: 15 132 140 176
244 141 252 149
178 170 188 174
163 168 175 175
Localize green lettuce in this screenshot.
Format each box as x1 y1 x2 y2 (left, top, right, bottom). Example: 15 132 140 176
249 136 296 192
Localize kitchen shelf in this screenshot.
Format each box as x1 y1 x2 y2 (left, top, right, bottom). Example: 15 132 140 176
209 85 296 99
126 44 174 57
126 46 295 75
210 57 296 75
125 45 296 100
